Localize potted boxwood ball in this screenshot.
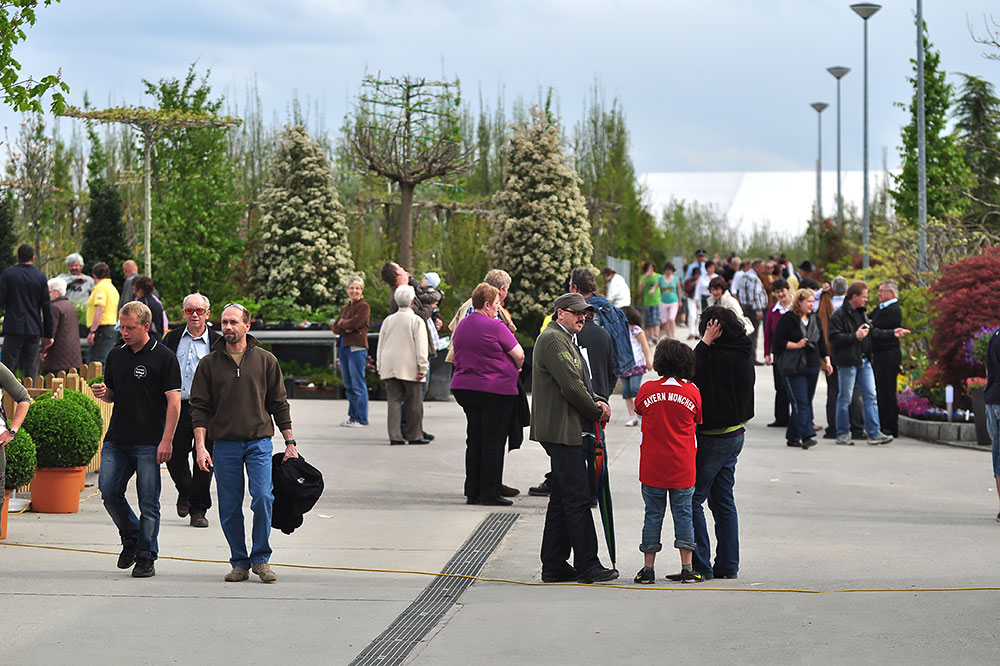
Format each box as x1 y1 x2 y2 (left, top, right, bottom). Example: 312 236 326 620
2 429 36 539
22 398 102 513
36 389 105 489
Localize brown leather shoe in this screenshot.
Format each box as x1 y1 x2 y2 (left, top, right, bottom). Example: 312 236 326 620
500 484 520 497
176 501 189 518
190 513 209 528
224 566 249 582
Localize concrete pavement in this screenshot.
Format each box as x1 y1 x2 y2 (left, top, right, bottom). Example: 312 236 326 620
3 355 1000 665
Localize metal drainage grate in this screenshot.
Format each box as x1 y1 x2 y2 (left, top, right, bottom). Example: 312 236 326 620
349 511 519 666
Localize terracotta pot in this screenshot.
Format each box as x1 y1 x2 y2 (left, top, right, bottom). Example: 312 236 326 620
79 467 86 492
30 467 85 513
0 489 11 540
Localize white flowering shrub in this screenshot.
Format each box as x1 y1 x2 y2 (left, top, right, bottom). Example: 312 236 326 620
247 125 356 309
488 107 593 334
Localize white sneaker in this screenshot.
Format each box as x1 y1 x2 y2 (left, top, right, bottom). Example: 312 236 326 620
341 420 364 427
867 432 893 445
625 416 640 427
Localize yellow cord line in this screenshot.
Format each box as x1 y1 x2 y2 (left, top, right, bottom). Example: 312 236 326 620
2 541 998 593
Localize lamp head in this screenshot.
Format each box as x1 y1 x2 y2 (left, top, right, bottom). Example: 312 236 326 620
828 66 851 79
850 3 881 20
811 102 829 113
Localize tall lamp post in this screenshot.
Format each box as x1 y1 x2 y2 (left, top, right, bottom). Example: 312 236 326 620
827 66 850 231
916 0 928 280
851 2 881 272
810 102 829 223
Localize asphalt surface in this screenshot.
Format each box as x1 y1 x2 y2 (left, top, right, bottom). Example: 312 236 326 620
3 336 1000 665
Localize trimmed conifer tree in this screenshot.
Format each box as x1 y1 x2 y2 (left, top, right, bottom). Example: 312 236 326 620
488 107 593 335
247 124 355 309
0 190 17 269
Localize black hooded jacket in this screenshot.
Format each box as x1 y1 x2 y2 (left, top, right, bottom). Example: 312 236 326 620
271 453 324 535
693 334 755 432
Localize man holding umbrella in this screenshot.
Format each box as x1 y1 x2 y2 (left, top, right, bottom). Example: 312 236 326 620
531 293 618 584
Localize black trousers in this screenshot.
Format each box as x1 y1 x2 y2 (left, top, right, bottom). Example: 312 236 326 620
1 333 40 380
825 366 865 438
453 389 515 502
872 348 902 437
166 400 214 514
742 305 761 360
540 441 601 577
772 365 789 425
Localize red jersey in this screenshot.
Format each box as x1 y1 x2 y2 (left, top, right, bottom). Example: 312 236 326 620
634 376 701 489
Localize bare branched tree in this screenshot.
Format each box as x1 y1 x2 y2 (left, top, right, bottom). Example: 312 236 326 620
969 14 1000 60
350 74 473 270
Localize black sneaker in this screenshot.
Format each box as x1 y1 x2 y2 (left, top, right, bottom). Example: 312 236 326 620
541 566 578 583
786 439 802 447
665 569 704 583
132 552 155 578
577 566 619 584
528 480 551 496
117 541 138 569
634 566 655 584
800 438 817 450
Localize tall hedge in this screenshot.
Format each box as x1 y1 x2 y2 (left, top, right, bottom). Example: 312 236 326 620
22 398 102 468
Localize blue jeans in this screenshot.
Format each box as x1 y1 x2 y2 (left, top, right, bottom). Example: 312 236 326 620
692 430 744 577
99 440 161 556
640 484 696 552
620 373 643 400
783 366 820 441
986 403 1000 478
90 325 117 366
339 346 369 425
836 360 882 437
213 438 274 569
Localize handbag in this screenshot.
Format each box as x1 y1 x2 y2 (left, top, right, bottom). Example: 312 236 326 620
776 347 807 376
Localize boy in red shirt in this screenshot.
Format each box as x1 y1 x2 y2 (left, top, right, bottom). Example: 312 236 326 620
633 338 703 584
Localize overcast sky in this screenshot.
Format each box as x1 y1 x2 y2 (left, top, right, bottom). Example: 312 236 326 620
4 0 999 175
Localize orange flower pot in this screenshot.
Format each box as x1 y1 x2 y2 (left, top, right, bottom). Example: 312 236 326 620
0 489 11 540
30 467 85 514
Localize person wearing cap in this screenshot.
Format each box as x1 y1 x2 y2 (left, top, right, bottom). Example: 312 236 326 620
531 293 618 584
684 250 708 281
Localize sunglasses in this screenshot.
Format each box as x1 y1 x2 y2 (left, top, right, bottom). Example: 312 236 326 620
183 307 208 316
224 302 249 314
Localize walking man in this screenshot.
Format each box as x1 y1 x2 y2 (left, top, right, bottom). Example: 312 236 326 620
163 293 220 527
532 293 618 584
192 303 298 583
735 259 768 364
0 244 53 379
92 301 182 578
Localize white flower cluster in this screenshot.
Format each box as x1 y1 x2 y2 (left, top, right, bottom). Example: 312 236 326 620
488 108 593 329
246 125 356 309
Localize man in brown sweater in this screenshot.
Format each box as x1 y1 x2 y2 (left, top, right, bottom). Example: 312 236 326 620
191 303 298 583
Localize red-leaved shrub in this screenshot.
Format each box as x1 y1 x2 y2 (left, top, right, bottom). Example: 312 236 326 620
929 247 1000 390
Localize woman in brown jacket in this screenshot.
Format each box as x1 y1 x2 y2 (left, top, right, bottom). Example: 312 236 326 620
332 276 370 427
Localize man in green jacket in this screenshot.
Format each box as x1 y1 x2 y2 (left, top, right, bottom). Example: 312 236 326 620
531 293 618 584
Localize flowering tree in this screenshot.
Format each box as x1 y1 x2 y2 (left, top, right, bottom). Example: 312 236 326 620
247 124 355 309
488 106 593 335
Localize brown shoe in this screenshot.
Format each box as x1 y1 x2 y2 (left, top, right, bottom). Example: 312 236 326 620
176 501 190 518
500 484 520 497
224 566 250 582
190 513 209 528
252 562 277 583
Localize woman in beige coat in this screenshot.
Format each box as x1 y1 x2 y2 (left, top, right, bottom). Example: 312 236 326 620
376 285 429 446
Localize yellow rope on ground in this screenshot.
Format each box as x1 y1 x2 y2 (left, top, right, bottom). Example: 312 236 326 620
2 541 998 593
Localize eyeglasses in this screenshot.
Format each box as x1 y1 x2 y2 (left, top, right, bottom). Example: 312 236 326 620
183 307 208 316
560 308 593 320
224 302 249 313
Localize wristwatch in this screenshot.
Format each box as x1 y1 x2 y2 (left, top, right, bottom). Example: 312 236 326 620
284 439 296 446
7 427 16 437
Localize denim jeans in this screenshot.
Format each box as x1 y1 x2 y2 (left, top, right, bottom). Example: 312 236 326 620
836 359 882 438
213 438 274 568
90 325 117 366
783 366 820 442
985 403 1000 478
692 430 744 577
338 346 369 425
99 440 162 556
640 484 696 552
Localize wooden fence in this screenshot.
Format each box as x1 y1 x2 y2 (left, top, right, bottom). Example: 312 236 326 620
3 363 108 491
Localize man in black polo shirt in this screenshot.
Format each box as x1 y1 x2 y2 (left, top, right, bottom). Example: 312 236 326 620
92 301 181 578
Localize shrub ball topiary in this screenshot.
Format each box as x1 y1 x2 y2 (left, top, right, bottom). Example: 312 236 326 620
36 389 103 434
3 429 37 489
22 398 102 468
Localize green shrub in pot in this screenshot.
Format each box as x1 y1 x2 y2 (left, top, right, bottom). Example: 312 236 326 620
4 429 37 489
22 398 101 468
35 389 104 434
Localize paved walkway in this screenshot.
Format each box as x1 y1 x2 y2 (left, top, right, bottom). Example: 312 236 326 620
3 354 999 665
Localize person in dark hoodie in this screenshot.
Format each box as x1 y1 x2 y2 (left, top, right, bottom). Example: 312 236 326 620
690 305 754 581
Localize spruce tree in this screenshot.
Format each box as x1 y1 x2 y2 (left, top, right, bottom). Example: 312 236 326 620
247 124 355 310
488 107 593 335
953 73 1000 230
892 21 973 223
81 120 131 287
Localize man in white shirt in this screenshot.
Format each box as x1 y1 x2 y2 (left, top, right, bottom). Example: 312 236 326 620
601 267 631 308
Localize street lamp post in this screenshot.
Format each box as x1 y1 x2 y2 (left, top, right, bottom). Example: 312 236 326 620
827 66 850 231
916 0 928 280
811 102 829 223
851 2 881 272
